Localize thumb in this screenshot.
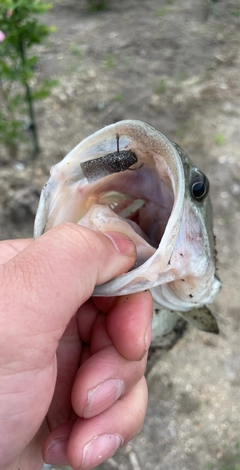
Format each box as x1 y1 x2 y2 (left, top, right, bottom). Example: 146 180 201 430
0 223 136 341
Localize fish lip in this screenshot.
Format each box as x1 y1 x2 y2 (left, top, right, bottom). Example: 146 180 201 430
34 120 185 293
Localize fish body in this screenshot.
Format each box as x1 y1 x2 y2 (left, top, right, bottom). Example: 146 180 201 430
34 120 221 345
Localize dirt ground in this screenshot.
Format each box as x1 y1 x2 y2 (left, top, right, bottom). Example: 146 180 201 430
1 1 240 469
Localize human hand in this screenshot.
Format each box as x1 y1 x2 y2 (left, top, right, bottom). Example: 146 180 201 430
0 224 153 470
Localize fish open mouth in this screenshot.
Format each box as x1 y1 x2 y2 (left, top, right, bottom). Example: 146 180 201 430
78 131 174 250
34 120 185 293
78 155 175 266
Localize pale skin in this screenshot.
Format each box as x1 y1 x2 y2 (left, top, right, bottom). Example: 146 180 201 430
0 223 153 470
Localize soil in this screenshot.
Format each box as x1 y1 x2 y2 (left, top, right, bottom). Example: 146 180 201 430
1 1 240 469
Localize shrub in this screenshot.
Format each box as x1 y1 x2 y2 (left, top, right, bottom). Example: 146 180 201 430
0 0 56 157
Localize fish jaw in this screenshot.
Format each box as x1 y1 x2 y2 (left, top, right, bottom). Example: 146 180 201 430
151 199 218 307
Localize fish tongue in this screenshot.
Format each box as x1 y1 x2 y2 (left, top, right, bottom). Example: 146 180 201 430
78 204 156 266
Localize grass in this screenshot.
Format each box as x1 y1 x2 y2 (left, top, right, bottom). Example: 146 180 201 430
157 1 174 17
154 77 167 95
174 128 186 139
88 0 110 12
214 133 226 146
157 7 168 17
114 93 124 102
69 43 84 59
175 71 189 83
104 54 116 69
231 9 240 17
67 64 86 74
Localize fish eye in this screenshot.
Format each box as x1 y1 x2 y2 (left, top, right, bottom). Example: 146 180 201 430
190 170 209 201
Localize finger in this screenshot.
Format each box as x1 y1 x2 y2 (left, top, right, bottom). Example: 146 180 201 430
90 312 113 354
48 309 113 430
92 296 118 313
47 314 82 430
106 291 153 361
80 344 91 366
71 345 147 419
43 377 148 469
77 293 153 360
76 300 99 344
0 238 32 264
1 224 136 344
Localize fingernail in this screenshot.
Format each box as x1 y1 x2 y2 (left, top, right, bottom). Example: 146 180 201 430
104 231 136 256
145 321 152 351
84 378 124 418
44 438 69 465
82 434 123 469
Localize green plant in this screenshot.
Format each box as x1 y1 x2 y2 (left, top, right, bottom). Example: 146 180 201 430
69 42 84 58
87 0 110 12
155 77 167 95
157 7 168 17
104 53 115 69
0 0 56 156
174 127 186 139
214 133 226 146
114 93 124 102
231 9 240 17
156 1 174 18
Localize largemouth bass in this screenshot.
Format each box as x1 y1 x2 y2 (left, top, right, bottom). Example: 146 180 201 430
34 120 221 346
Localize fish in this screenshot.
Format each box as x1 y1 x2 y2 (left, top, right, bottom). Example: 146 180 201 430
34 120 221 346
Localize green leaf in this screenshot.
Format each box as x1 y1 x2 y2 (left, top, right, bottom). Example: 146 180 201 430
25 55 38 69
32 78 58 100
0 113 26 147
8 93 25 110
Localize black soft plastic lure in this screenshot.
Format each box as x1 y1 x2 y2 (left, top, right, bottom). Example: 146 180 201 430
81 134 138 183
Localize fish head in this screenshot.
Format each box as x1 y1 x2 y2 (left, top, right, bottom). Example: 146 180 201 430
34 120 221 330
151 142 221 313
